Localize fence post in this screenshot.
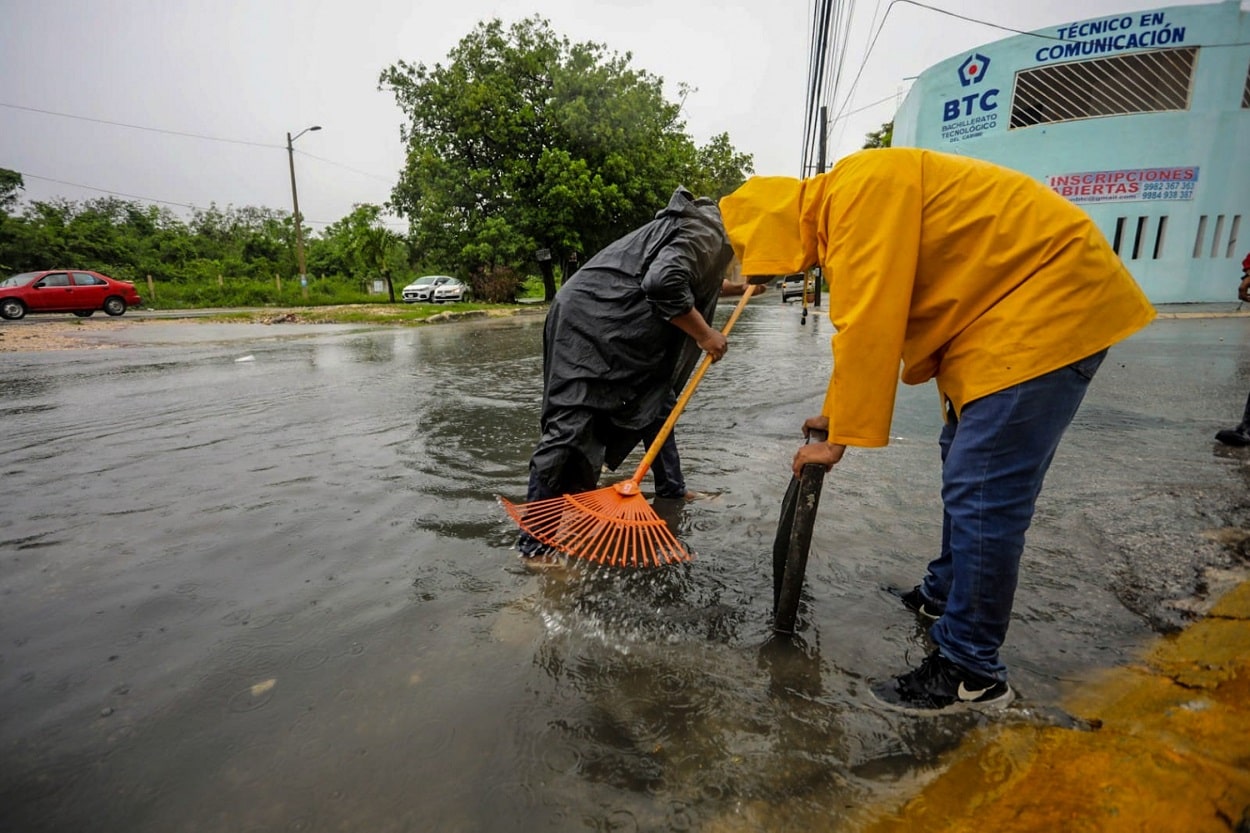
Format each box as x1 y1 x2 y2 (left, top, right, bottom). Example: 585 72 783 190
275 272 282 292
146 274 155 301
218 274 224 288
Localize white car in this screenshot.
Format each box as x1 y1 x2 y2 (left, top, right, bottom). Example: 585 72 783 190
431 278 472 303
401 275 453 303
779 273 807 303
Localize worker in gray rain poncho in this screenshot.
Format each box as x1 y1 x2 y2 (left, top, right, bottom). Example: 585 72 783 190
516 187 737 560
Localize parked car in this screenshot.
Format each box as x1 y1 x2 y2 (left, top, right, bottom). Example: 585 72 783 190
401 275 453 303
779 273 807 303
431 277 472 303
0 270 142 320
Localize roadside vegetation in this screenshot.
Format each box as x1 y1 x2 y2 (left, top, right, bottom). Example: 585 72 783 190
196 300 528 326
0 16 754 311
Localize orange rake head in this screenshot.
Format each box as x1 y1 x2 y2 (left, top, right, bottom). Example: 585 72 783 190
500 286 758 569
499 480 690 568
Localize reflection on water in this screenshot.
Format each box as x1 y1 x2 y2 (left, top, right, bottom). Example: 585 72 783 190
1 307 1246 832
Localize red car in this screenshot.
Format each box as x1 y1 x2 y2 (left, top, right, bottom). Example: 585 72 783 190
0 270 142 320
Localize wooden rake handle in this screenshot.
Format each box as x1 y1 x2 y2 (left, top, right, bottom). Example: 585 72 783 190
627 284 757 484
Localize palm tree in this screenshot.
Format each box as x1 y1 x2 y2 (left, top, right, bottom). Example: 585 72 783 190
354 226 402 303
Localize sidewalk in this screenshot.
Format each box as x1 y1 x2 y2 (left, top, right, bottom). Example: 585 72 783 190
859 573 1250 832
1156 301 1247 318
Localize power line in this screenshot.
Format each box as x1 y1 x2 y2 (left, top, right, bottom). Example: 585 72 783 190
295 150 395 184
19 172 200 211
14 170 407 229
827 2 896 129
1 101 404 226
0 101 281 149
834 91 901 122
0 100 399 182
820 0 1250 159
879 0 1250 45
802 0 835 175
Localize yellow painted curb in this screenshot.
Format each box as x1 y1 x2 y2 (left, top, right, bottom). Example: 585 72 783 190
859 580 1250 832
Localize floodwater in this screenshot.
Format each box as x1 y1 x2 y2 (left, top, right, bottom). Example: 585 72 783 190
2 303 1248 832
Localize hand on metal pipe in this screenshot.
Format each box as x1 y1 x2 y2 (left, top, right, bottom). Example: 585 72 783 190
794 414 844 478
793 441 844 479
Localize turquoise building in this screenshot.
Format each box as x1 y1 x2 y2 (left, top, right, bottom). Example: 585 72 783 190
893 1 1249 302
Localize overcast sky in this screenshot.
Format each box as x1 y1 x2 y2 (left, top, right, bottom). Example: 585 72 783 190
0 0 1218 233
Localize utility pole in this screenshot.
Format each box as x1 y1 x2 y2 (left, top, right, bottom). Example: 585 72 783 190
287 125 321 299
817 105 828 174
812 106 827 310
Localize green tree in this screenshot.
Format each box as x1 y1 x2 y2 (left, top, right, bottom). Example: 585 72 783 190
354 224 405 303
17 199 80 271
380 16 752 282
0 169 26 272
863 120 894 149
309 203 385 281
187 204 292 279
685 131 754 200
0 169 24 214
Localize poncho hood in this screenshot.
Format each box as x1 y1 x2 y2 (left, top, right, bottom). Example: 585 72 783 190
540 187 733 453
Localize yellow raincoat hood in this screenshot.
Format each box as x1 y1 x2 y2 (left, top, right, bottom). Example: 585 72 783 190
719 176 816 276
720 148 1155 447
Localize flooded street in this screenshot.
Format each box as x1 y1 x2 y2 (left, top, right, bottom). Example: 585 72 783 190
3 303 1248 832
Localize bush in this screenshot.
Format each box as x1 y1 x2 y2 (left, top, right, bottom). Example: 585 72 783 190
517 274 548 300
470 265 525 303
143 274 376 309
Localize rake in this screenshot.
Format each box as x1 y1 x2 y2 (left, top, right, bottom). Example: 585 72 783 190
500 284 758 567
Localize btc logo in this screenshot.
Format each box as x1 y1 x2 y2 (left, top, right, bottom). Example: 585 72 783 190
958 53 991 87
944 52 999 122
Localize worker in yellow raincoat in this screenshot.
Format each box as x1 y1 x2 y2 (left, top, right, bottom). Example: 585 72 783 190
720 148 1155 712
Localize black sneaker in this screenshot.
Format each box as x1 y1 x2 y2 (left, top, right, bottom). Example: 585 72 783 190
1215 425 1250 447
898 585 944 621
871 651 1014 713
516 535 567 571
516 532 551 557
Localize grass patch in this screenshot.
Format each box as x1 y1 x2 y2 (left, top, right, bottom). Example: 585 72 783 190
197 302 536 326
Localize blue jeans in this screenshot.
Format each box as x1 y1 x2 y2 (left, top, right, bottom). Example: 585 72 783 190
923 350 1107 680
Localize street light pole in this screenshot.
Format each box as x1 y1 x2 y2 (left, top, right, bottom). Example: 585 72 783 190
286 125 321 299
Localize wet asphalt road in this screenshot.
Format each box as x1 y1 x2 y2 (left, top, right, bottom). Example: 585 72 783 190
1 302 1248 832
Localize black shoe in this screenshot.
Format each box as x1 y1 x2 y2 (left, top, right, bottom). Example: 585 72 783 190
1215 425 1250 446
871 650 1014 713
516 535 567 571
516 533 552 557
518 551 567 571
898 585 945 621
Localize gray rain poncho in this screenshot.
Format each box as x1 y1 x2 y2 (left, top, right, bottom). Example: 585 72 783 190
533 187 735 487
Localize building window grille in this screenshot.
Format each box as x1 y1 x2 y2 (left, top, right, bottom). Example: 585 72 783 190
1193 216 1208 258
1211 216 1226 258
1243 60 1250 108
1132 217 1147 260
1010 47 1197 128
1114 215 1170 261
1192 215 1244 260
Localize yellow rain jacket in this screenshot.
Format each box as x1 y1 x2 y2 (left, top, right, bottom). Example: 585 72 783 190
719 148 1156 448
